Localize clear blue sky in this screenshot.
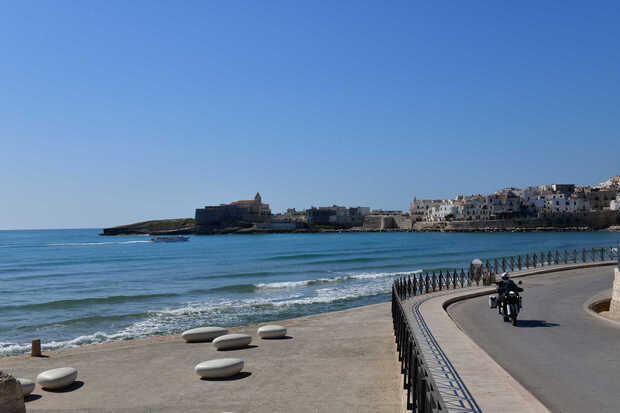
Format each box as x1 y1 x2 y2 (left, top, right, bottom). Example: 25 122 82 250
1 1 619 229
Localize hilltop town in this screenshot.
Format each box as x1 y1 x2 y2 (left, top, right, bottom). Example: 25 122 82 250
102 175 620 235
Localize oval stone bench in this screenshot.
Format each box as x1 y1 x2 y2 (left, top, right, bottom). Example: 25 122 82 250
36 367 78 390
17 378 35 396
213 333 252 350
182 326 228 343
258 325 287 339
195 358 244 379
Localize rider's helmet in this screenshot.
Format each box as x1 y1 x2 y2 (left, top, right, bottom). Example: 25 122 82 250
501 272 510 280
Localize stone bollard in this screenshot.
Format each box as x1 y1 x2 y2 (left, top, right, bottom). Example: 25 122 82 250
611 267 620 313
31 339 41 357
0 372 26 413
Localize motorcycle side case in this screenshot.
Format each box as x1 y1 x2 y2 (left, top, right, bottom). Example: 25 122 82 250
489 295 498 309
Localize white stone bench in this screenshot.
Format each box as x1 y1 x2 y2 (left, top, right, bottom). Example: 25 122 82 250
195 358 244 379
213 333 252 350
182 327 228 343
36 367 77 390
257 325 287 339
17 378 35 396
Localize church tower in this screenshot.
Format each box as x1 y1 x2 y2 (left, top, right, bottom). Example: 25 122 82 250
254 192 262 204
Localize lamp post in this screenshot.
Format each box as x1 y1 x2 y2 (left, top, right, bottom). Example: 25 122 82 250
471 258 482 285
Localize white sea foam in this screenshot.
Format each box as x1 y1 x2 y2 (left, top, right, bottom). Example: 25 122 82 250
0 269 415 357
48 240 151 246
255 269 422 290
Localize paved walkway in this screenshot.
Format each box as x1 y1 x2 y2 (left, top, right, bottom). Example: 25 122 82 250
448 266 619 413
0 303 403 413
404 289 549 413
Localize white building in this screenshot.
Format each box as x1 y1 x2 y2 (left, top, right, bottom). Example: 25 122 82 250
410 198 438 222
425 200 461 222
545 194 587 213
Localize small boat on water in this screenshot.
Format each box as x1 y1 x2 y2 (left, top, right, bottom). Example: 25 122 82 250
151 236 190 243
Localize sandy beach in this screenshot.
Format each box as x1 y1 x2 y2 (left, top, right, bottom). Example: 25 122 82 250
0 302 403 413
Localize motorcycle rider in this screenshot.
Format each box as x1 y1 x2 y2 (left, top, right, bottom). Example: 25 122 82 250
497 272 523 316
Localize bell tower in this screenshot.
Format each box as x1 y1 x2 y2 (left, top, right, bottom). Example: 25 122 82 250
254 192 262 204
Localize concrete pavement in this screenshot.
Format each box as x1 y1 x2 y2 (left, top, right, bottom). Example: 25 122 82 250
0 302 403 413
448 266 620 413
405 289 549 413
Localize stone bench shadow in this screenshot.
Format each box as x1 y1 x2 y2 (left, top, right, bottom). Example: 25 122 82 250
216 345 259 351
43 380 84 393
24 394 42 402
200 372 252 382
261 335 293 340
516 320 560 328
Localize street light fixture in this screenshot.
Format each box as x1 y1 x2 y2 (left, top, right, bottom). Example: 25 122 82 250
471 258 482 285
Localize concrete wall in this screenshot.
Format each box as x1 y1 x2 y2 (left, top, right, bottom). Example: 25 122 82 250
195 206 270 233
611 268 620 313
256 222 297 230
362 215 412 230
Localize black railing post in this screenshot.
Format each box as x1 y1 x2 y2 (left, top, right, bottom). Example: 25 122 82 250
438 270 443 291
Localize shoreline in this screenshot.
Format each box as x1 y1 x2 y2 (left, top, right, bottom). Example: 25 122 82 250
0 302 403 412
100 226 618 236
0 301 389 361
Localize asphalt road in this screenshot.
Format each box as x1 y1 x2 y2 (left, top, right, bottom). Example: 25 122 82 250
448 266 620 413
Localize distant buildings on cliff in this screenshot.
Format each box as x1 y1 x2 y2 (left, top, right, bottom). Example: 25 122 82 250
195 192 272 232
194 194 411 233
411 176 620 223
193 176 619 233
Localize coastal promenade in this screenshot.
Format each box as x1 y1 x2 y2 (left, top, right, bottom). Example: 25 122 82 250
392 260 617 412
0 303 402 412
448 266 620 413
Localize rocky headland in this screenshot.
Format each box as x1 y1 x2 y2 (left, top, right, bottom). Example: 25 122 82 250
101 219 196 236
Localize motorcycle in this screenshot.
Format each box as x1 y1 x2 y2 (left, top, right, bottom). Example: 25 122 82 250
489 280 523 326
500 290 521 326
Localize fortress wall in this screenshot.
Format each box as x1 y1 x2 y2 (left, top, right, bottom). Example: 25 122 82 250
362 215 412 230
362 216 382 230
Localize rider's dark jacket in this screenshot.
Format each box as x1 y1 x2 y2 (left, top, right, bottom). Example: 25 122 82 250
497 280 523 296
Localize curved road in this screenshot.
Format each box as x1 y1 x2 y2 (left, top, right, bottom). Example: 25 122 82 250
448 266 620 413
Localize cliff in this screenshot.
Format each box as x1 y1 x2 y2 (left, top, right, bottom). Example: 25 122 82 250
101 219 195 235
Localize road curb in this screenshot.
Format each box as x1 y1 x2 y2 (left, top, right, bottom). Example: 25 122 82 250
583 289 620 329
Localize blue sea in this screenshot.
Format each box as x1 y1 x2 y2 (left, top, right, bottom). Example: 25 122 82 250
1 229 618 356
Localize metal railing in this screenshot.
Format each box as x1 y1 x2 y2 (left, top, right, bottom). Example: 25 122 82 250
394 246 618 300
392 245 618 411
393 285 445 412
